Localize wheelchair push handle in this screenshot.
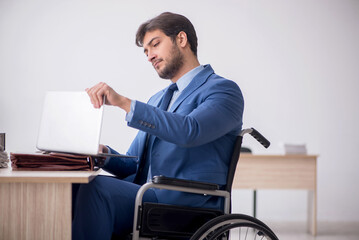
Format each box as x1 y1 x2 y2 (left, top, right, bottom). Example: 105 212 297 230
240 128 270 148
250 128 270 148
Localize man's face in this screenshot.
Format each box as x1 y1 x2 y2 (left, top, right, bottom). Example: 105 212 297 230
143 29 184 79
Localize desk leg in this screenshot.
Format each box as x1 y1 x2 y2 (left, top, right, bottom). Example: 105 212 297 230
0 182 71 240
307 189 317 236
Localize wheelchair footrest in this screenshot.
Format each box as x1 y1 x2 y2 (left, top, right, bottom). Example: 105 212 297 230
140 202 223 239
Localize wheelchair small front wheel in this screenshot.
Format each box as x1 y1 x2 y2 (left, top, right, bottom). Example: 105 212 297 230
190 214 279 240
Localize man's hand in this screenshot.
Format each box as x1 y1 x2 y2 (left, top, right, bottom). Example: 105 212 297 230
86 82 132 113
98 144 109 154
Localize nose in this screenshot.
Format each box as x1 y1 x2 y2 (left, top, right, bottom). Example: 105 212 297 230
147 50 156 63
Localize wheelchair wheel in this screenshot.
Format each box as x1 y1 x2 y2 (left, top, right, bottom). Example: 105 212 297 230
190 214 279 240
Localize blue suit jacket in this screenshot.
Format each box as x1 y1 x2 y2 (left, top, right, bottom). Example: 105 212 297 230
104 65 244 209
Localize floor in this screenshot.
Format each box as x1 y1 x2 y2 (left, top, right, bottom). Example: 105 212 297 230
267 222 359 240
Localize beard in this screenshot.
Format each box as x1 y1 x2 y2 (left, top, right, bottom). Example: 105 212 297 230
157 43 184 79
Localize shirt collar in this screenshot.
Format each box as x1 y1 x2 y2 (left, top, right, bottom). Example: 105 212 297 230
174 65 204 92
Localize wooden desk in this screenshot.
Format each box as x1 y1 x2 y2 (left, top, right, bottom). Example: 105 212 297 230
0 167 99 240
232 154 317 236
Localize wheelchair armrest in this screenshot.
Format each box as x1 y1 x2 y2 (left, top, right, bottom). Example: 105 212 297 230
152 175 219 191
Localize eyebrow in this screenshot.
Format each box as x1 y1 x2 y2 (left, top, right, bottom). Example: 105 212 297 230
143 36 160 53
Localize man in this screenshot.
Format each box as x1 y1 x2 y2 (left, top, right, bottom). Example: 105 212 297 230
73 12 244 239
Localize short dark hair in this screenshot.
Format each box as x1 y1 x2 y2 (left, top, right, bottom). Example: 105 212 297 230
135 12 198 56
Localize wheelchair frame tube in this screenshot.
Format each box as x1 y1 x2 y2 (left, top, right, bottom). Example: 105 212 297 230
132 182 231 240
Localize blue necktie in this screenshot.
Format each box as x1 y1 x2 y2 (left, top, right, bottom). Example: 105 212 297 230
134 83 178 184
159 83 178 110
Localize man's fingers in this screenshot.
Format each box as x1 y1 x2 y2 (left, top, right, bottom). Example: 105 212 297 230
86 87 98 108
86 83 105 108
86 82 120 108
96 89 105 107
85 88 95 106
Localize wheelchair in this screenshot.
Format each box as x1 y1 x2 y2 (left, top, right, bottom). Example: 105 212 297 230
131 128 279 240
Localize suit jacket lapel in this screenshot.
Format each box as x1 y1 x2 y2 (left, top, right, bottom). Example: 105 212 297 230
135 65 214 182
169 64 214 112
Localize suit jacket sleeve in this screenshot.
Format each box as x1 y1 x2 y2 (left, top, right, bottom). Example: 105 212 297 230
101 146 138 178
127 77 244 147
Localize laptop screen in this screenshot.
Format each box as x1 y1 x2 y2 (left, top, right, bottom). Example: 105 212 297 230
36 91 104 155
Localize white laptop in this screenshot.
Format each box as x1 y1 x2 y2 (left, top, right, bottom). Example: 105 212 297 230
36 91 131 157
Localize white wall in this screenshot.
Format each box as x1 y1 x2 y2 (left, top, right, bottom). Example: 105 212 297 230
1 0 358 222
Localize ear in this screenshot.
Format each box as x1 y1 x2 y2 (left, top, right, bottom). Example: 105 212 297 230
176 31 188 48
